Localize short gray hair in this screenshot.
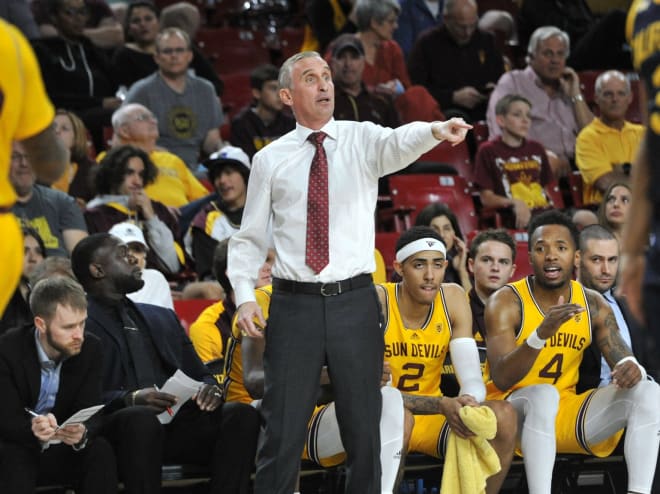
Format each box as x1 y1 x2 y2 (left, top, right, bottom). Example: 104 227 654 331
156 27 191 50
595 70 630 96
527 26 570 59
111 103 148 130
278 51 322 90
443 0 477 17
355 0 400 32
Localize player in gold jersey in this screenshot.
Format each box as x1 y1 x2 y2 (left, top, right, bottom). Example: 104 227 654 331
225 285 407 493
377 226 517 494
486 210 660 494
0 19 68 316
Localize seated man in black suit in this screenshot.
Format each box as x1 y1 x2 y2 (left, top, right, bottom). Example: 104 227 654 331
70 233 260 494
576 224 656 391
0 276 117 493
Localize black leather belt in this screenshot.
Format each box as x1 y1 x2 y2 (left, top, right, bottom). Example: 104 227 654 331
272 273 372 297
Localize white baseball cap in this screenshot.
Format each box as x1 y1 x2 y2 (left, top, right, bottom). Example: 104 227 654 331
109 222 148 250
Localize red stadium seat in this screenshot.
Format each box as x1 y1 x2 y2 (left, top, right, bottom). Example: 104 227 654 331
511 231 533 282
196 27 270 75
417 140 474 183
173 299 216 334
568 171 586 209
386 174 479 235
544 180 565 209
375 232 400 281
221 71 254 121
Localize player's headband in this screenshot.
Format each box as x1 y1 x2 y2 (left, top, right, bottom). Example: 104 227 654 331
395 238 447 263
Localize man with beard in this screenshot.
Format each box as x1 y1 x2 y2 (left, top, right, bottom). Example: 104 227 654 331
484 210 660 494
71 233 260 494
0 276 117 493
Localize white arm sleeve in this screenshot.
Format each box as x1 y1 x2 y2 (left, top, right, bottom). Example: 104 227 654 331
449 337 486 403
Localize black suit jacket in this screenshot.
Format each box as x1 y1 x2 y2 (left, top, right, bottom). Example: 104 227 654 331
577 295 651 393
84 298 216 405
0 325 103 449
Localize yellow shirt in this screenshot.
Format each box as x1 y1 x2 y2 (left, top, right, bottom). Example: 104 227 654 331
223 285 272 404
382 282 453 397
0 20 55 208
486 278 592 399
97 149 208 207
575 117 645 205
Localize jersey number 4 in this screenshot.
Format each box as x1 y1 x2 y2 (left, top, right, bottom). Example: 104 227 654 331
538 353 564 384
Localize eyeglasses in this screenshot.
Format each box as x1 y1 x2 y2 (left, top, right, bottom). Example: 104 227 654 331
60 7 89 17
11 152 29 163
128 113 157 123
158 47 189 55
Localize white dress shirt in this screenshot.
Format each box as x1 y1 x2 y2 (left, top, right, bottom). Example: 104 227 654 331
599 289 633 386
229 118 441 306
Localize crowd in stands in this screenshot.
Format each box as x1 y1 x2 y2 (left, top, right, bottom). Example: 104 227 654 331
2 0 659 492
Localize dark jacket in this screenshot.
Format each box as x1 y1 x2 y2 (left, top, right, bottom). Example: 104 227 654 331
0 325 103 448
84 298 216 406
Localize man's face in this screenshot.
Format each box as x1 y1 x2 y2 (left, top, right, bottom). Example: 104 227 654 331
10 142 36 197
529 35 567 83
529 224 577 290
255 80 284 113
127 241 148 271
578 238 619 293
117 156 146 195
214 165 247 209
127 6 159 45
468 240 516 296
596 75 632 122
120 107 159 142
154 33 193 78
94 239 144 295
396 251 447 305
36 304 86 360
280 56 334 129
331 49 365 90
444 3 478 46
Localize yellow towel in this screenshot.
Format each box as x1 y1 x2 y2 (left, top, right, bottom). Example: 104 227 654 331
440 406 502 494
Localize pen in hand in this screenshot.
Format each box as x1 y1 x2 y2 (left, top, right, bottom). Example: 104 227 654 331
24 407 40 418
154 384 174 416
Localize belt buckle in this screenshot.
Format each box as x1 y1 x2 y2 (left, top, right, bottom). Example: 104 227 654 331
320 281 341 296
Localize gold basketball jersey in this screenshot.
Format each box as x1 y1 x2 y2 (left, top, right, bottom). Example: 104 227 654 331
382 282 453 397
486 278 592 399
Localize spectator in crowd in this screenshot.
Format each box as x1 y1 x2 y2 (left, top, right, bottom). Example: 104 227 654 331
330 34 400 128
108 222 173 310
189 146 251 280
597 181 631 244
485 210 660 494
353 0 445 123
158 1 223 96
576 224 656 390
124 27 224 169
394 0 517 59
0 276 118 493
228 51 470 494
32 0 123 48
486 26 594 178
0 0 40 39
31 0 121 151
107 104 209 209
576 70 644 206
302 0 357 54
71 232 261 494
85 145 182 275
230 64 296 159
414 202 471 291
51 109 97 206
467 229 517 341
190 240 274 377
0 227 47 334
379 226 517 493
11 141 88 258
0 18 68 319
408 0 505 124
475 94 553 230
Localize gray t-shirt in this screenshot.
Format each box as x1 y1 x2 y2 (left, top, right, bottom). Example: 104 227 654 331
12 185 88 257
125 72 224 168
